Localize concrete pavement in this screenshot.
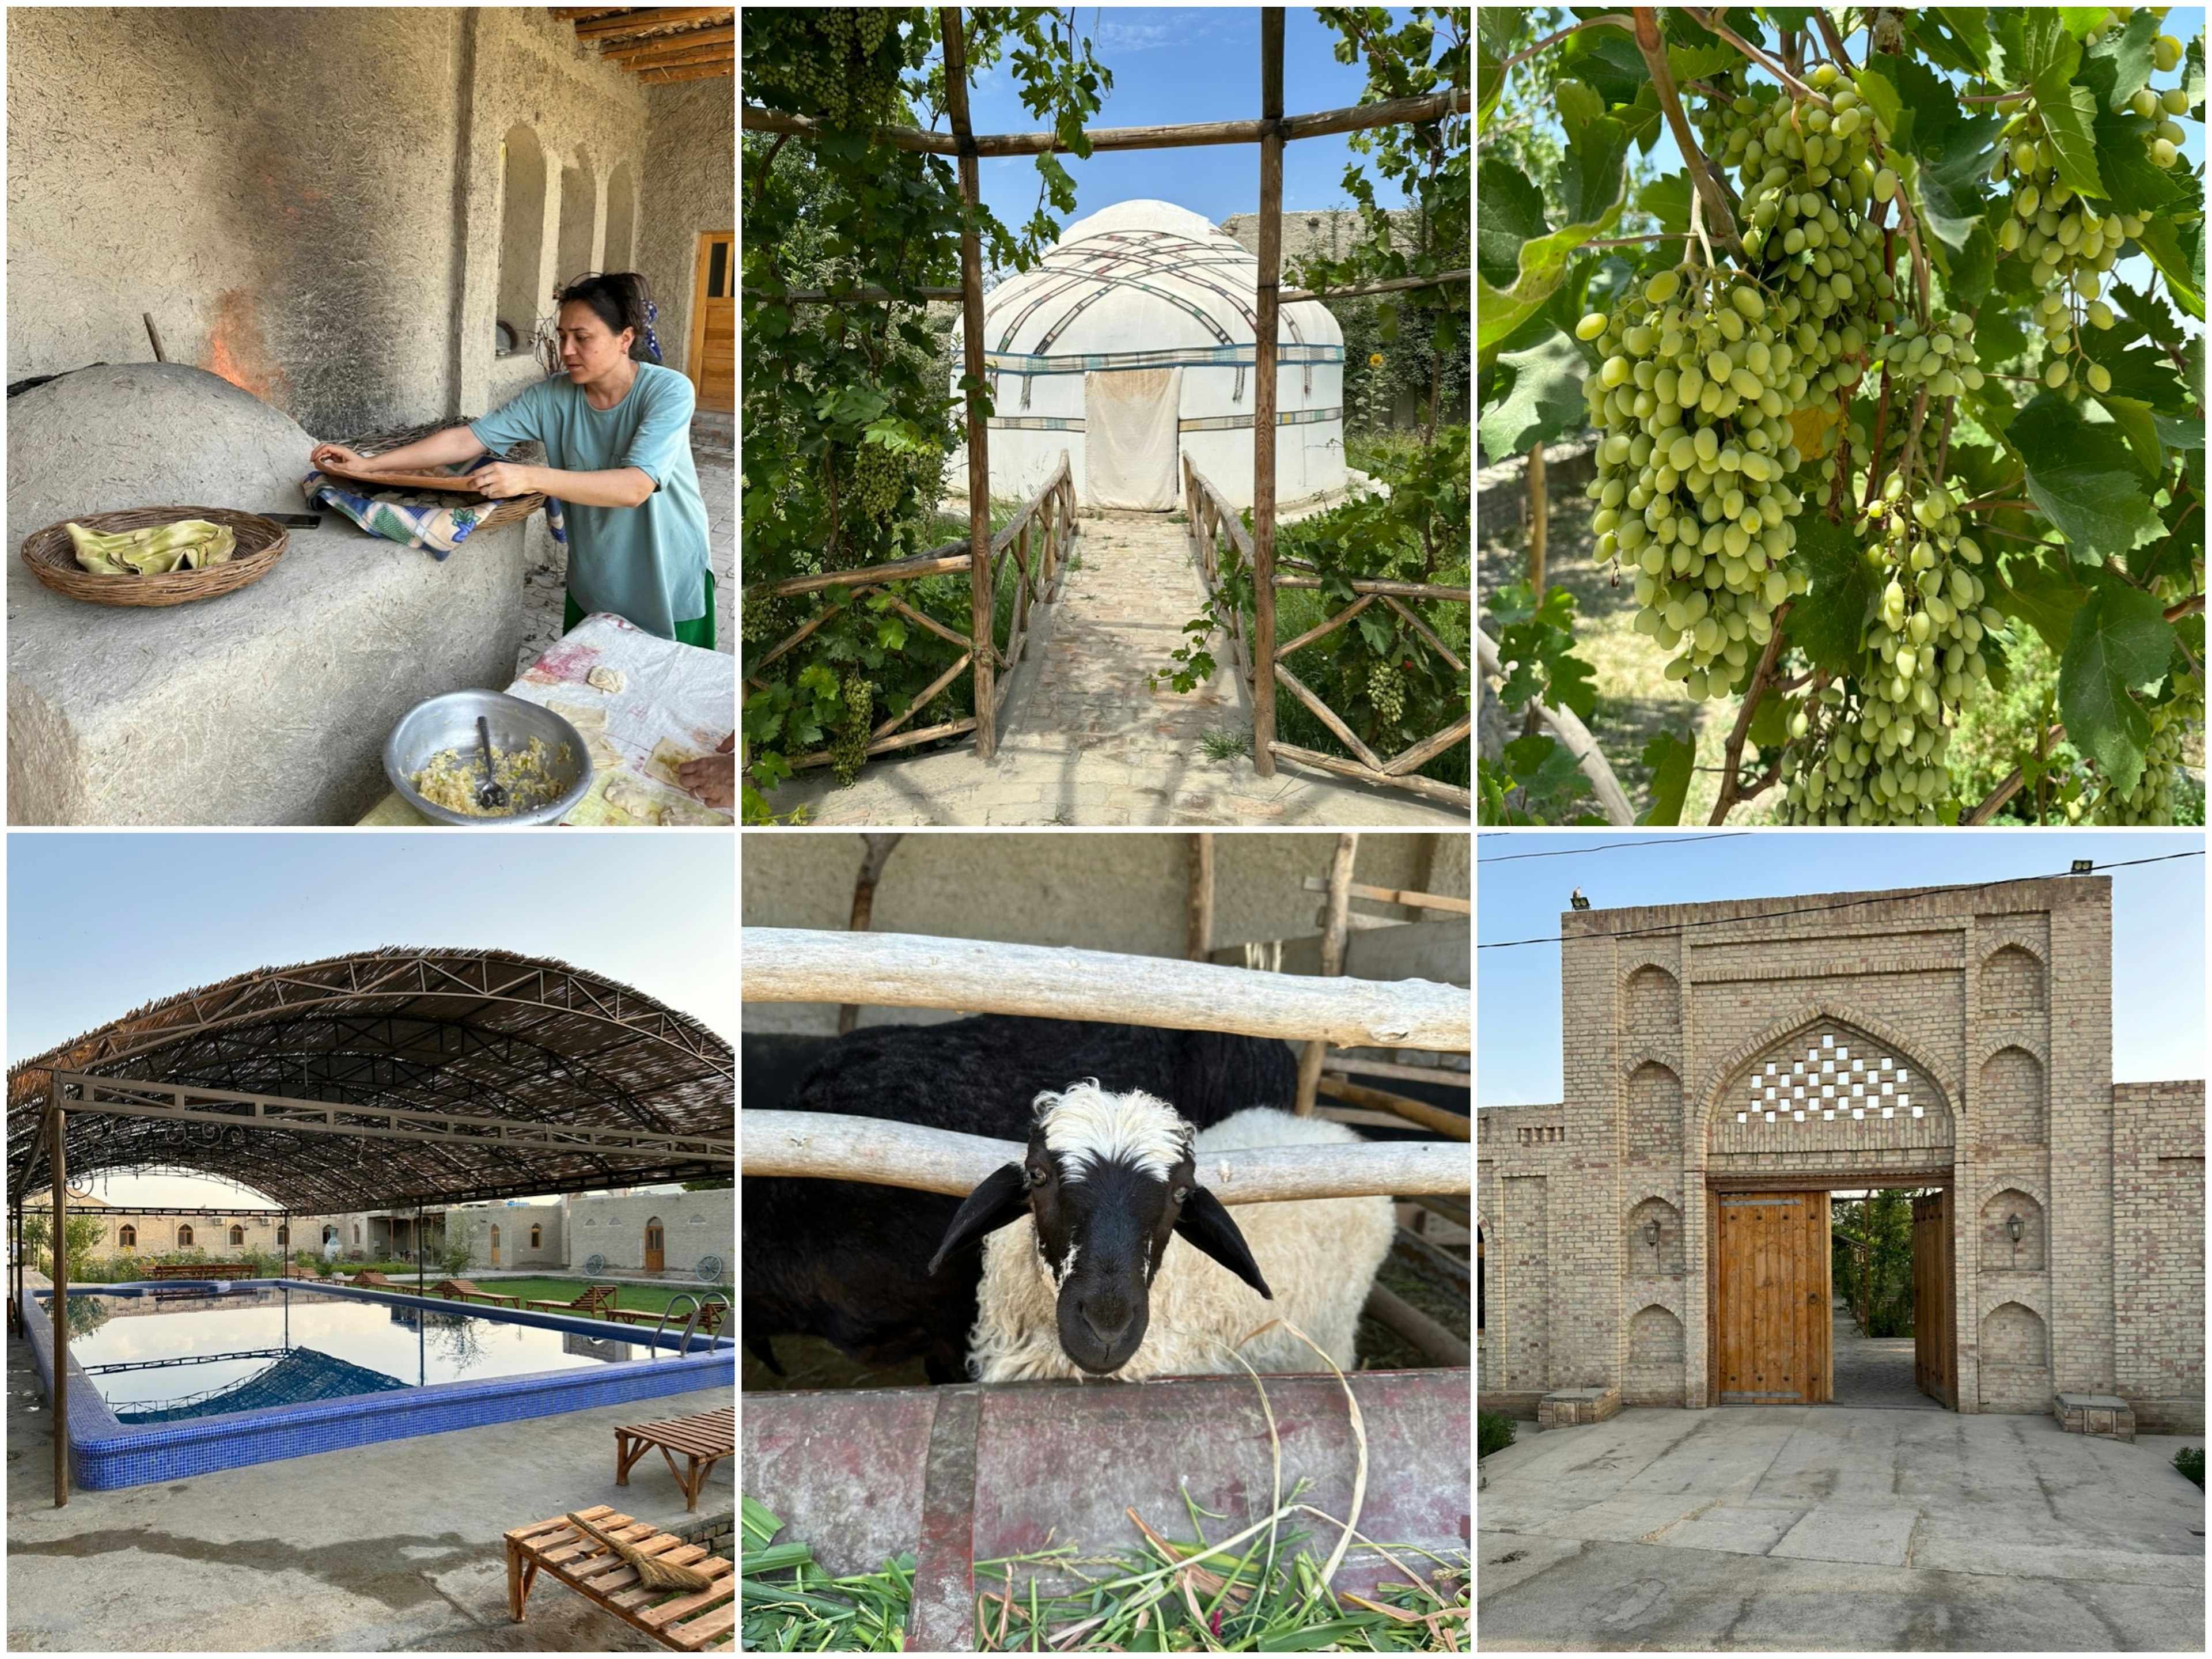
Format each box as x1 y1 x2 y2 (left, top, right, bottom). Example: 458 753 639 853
1478 1404 2205 1651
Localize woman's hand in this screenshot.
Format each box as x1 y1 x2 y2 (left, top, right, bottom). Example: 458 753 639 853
471 461 540 499
311 444 366 472
678 733 736 809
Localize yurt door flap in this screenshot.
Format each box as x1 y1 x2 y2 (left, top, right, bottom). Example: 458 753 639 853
1084 368 1179 510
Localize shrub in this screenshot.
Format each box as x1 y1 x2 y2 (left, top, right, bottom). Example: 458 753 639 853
2175 1446 2204 1490
1479 1410 1518 1460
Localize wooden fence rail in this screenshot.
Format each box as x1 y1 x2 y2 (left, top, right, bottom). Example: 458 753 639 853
744 1111 1471 1203
744 454 1077 772
1183 457 1471 811
740 927 1470 1052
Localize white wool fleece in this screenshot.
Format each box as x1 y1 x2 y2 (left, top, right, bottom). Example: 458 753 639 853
968 1107 1396 1383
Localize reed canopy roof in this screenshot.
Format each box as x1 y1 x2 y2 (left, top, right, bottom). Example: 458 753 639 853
7 949 734 1213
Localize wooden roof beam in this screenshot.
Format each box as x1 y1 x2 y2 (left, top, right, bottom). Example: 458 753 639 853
573 7 729 42
637 62 732 84
602 22 730 58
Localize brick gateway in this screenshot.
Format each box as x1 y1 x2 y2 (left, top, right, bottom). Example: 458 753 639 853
1478 877 2204 1435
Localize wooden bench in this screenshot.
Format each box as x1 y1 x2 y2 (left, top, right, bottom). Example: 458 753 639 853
435 1278 521 1308
141 1263 254 1281
524 1283 616 1319
615 1406 734 1512
603 1302 726 1338
505 1506 732 1650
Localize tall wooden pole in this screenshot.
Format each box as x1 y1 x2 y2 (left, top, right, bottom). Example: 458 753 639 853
1294 832 1360 1115
1251 9 1285 777
944 7 997 759
50 1086 68 1507
838 834 906 1033
1186 834 1215 962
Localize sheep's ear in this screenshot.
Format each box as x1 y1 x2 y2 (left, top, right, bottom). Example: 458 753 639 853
927 1164 1029 1275
1174 1188 1273 1300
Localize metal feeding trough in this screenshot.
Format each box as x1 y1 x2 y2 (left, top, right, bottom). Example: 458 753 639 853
743 1368 1470 1646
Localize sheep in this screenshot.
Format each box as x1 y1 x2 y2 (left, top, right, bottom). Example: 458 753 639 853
742 1016 1298 1383
935 1083 1396 1382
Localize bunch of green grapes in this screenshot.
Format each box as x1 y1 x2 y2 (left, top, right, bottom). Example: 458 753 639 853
1578 264 1810 701
743 588 796 645
830 672 876 785
1697 64 1893 397
2091 693 2200 823
1779 679 1955 823
1366 660 1407 728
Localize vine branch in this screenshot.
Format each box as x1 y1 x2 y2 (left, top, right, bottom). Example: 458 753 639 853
1709 601 1793 824
1813 11 1856 73
1684 6 1834 107
1965 725 2065 824
1632 7 1743 259
1494 13 1634 76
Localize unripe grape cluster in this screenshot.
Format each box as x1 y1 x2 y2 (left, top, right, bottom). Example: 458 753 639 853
1781 681 1958 823
2092 694 2198 823
1578 264 1810 700
1698 64 1893 395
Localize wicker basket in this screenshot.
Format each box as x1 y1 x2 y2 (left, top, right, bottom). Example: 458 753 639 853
19 507 289 608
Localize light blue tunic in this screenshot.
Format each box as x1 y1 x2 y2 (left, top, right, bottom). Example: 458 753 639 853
469 362 710 639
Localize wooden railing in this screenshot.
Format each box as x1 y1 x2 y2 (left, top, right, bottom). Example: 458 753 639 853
1184 457 1471 812
744 453 1077 772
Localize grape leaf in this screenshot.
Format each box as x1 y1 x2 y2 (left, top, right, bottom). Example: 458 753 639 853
1747 690 1797 748
2009 391 2168 564
2056 7 2113 41
1785 512 1878 674
1619 82 1664 154
2133 216 2205 321
1666 41 1744 85
2108 278 2186 352
2187 33 2207 119
1478 117 1627 358
1556 24 1650 108
2077 329 2193 415
1852 66 1903 145
2080 6 2159 111
1875 55 2001 251
2058 581 2175 794
2091 105 2185 215
1946 221 1999 309
2151 411 2205 453
1991 547 2092 656
2035 78 2109 200
1637 730 1696 827
2093 393 2163 480
1478 331 1589 460
1638 171 1691 236
1477 158 1549 288
1912 10 1993 77
1476 7 1514 134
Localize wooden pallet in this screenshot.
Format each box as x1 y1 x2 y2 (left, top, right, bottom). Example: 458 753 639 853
616 1406 734 1511
505 1506 732 1650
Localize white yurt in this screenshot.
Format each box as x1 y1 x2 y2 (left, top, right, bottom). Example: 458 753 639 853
950 199 1346 512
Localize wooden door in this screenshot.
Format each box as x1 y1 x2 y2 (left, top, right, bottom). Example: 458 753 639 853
490 1224 500 1267
1715 1192 1831 1404
645 1218 665 1274
1912 1190 1956 1407
688 230 734 413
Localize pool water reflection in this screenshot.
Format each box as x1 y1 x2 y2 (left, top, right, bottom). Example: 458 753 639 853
60 1286 637 1423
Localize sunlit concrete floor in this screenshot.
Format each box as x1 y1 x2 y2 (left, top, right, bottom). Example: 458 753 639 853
1478 1403 2204 1652
6 1331 733 1652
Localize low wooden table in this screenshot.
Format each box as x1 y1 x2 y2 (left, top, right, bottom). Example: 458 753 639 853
504 1506 732 1650
616 1406 734 1511
141 1263 254 1281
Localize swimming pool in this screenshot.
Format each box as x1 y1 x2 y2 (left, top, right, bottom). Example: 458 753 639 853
25 1281 733 1490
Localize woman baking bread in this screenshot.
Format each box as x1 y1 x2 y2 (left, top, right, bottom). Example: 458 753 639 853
310 272 733 807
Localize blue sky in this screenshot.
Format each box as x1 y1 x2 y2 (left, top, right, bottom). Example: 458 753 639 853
1623 8 2207 340
1477 830 2206 1103
9 833 733 1210
945 7 1442 236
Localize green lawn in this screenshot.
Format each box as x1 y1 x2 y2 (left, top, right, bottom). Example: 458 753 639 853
467 1276 732 1316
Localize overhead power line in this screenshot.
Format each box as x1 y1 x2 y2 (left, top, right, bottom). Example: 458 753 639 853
1477 832 1753 863
1475 851 2205 952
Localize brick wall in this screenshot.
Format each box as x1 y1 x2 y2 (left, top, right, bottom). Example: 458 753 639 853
2112 1080 2206 1433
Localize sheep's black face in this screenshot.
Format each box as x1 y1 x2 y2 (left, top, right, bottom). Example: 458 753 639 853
1026 1132 1192 1374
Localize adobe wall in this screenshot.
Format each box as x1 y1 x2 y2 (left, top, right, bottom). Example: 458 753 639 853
1479 877 2202 1429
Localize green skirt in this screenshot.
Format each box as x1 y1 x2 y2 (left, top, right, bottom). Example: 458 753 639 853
565 570 716 649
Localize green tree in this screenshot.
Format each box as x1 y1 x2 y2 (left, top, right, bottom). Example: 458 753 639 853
1832 1190 1919 1339
22 1211 105 1281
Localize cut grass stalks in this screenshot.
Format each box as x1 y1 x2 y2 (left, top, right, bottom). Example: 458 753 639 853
972 1319 1467 1651
741 1492 915 1652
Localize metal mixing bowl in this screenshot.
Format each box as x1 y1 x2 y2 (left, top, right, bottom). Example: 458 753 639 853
383 690 592 826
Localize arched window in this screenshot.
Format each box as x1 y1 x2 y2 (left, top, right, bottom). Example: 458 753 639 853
276 1225 289 1246
530 1224 543 1250
353 1224 361 1244
323 1225 337 1245
119 1225 137 1249
230 1225 245 1247
177 1225 194 1247
556 151 597 291
604 163 637 270
498 125 548 353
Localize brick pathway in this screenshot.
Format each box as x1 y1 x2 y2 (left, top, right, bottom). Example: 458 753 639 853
771 511 1465 827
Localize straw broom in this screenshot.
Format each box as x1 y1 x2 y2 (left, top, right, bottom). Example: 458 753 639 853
565 1511 717 1592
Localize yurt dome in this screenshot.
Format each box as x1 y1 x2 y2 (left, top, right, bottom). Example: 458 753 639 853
952 200 1345 512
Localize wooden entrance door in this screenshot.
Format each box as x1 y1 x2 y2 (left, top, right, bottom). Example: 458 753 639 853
1715 1191 1831 1404
687 231 733 413
490 1224 500 1267
645 1218 665 1274
1912 1190 1956 1407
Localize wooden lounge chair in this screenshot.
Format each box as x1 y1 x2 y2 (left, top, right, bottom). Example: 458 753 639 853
615 1406 733 1512
434 1278 520 1308
505 1506 731 1650
524 1283 616 1318
604 1301 726 1335
349 1270 396 1289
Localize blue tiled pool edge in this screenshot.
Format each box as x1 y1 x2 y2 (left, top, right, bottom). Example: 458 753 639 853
23 1281 734 1490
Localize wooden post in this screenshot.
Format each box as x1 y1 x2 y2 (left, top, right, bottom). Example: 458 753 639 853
1527 440 1548 592
1187 834 1215 961
944 6 996 758
836 834 907 1033
1251 7 1284 777
50 1086 67 1508
1293 832 1359 1115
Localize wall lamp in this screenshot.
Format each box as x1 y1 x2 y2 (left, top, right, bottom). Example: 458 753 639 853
2006 1213 2023 1245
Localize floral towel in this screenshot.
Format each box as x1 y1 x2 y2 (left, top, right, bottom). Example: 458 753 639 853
300 454 567 559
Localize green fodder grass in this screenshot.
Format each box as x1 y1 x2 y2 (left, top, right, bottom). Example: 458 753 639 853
743 1494 915 1652
2176 1446 2205 1489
